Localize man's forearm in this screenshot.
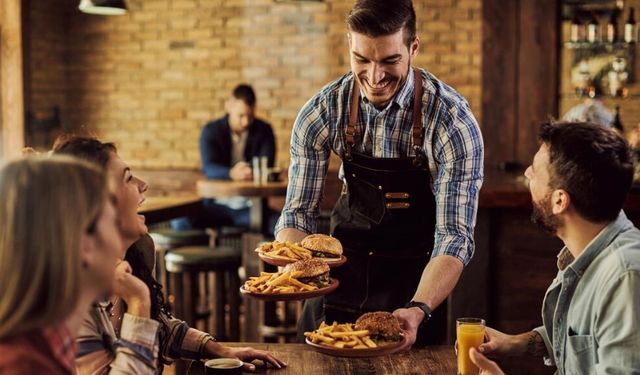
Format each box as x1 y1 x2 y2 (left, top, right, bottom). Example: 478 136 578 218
275 228 308 243
412 255 464 311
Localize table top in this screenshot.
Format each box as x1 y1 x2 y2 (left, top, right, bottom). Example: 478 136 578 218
197 179 288 199
138 195 202 224
190 343 456 375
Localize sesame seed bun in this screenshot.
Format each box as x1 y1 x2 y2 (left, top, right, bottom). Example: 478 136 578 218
300 234 343 258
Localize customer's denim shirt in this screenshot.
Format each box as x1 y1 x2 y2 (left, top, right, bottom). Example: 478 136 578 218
533 212 640 375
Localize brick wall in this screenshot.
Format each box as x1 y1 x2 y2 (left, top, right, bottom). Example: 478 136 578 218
559 1 640 136
26 0 482 191
25 0 70 148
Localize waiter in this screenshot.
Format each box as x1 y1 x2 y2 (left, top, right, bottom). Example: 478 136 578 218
275 0 484 348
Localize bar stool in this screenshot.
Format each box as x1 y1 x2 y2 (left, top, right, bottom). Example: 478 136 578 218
165 246 241 341
149 229 211 300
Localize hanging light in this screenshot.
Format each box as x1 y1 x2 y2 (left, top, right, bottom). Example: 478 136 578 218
78 0 127 15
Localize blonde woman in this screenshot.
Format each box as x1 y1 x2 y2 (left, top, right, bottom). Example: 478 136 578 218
0 156 124 374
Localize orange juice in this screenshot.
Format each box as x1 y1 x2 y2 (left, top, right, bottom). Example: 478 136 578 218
457 320 485 375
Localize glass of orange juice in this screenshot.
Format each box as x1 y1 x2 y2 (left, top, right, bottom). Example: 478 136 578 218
456 317 486 375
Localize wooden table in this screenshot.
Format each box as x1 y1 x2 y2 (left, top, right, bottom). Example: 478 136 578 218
196 180 288 233
138 195 203 225
188 343 456 374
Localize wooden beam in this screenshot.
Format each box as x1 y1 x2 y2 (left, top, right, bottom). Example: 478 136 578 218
0 0 24 159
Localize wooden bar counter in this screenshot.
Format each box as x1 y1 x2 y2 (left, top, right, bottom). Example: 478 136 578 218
187 344 456 374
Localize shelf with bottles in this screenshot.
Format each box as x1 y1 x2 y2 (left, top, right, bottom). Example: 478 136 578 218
564 40 635 50
564 4 637 46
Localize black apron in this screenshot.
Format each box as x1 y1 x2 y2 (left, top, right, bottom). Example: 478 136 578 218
298 69 446 344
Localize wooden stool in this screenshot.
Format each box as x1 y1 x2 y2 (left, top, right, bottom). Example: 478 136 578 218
149 229 211 301
165 246 241 341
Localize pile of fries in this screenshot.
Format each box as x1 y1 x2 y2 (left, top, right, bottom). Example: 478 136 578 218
304 321 377 349
256 241 312 261
243 270 318 294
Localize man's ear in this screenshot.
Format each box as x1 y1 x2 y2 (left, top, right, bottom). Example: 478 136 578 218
410 36 420 58
551 189 570 215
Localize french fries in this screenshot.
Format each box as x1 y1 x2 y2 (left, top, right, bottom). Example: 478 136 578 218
304 321 378 349
243 270 318 294
256 240 312 261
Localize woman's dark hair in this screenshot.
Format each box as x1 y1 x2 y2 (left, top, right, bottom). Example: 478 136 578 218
52 135 167 320
539 121 634 222
346 0 417 48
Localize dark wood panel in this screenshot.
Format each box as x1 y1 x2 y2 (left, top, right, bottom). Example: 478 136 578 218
517 0 560 164
482 0 560 169
482 0 519 168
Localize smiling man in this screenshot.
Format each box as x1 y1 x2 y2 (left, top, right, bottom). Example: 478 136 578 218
275 0 484 347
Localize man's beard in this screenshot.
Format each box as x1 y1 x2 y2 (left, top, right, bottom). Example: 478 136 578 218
531 193 561 234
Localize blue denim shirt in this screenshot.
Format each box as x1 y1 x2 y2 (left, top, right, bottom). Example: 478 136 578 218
534 211 640 375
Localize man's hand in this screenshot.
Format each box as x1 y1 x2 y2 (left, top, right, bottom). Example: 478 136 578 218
478 328 544 358
392 307 425 351
230 161 252 181
470 347 506 375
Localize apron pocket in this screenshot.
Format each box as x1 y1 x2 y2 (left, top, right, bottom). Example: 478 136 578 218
347 175 385 225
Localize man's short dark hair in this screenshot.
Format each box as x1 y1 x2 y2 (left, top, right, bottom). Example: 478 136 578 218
232 84 256 107
539 121 634 222
346 0 417 48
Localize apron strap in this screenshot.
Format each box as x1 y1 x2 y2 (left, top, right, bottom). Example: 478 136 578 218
411 68 425 167
345 77 360 161
344 68 425 165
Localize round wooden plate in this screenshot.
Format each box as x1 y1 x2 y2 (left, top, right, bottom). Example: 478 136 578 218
305 335 406 357
240 278 340 302
256 251 348 268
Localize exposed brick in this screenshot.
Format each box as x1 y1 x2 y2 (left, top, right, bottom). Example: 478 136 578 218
26 0 482 177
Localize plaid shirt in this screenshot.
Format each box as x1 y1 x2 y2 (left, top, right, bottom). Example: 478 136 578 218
0 324 77 375
275 68 484 265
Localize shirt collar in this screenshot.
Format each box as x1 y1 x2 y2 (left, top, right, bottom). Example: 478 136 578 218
40 324 77 373
357 67 416 110
561 211 630 276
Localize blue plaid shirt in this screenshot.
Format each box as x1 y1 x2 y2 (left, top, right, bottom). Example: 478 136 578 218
275 68 484 265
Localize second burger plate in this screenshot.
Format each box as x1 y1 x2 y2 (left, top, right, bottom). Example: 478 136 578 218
257 251 347 268
240 278 340 301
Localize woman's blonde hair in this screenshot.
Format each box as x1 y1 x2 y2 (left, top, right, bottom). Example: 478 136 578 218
0 156 109 338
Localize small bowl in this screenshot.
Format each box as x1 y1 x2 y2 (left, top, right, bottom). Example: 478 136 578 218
204 358 243 375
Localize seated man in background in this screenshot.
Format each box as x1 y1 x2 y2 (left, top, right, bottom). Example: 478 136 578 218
472 122 640 374
173 84 277 233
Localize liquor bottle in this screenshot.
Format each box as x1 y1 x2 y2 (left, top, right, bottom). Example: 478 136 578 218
612 105 624 133
607 12 619 43
570 13 583 43
624 7 636 43
587 13 599 43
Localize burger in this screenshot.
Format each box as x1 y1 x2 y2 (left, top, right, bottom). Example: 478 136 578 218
300 234 343 259
284 258 331 288
354 311 403 342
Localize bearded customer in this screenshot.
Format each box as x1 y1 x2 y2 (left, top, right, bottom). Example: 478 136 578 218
275 0 484 347
471 121 640 374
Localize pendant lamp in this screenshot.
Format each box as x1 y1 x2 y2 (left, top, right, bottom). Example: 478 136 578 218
78 0 127 15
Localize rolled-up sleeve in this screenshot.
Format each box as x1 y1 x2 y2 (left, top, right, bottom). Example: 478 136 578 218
111 313 160 373
430 100 483 266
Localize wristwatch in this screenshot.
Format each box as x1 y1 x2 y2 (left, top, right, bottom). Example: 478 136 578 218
405 301 432 324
